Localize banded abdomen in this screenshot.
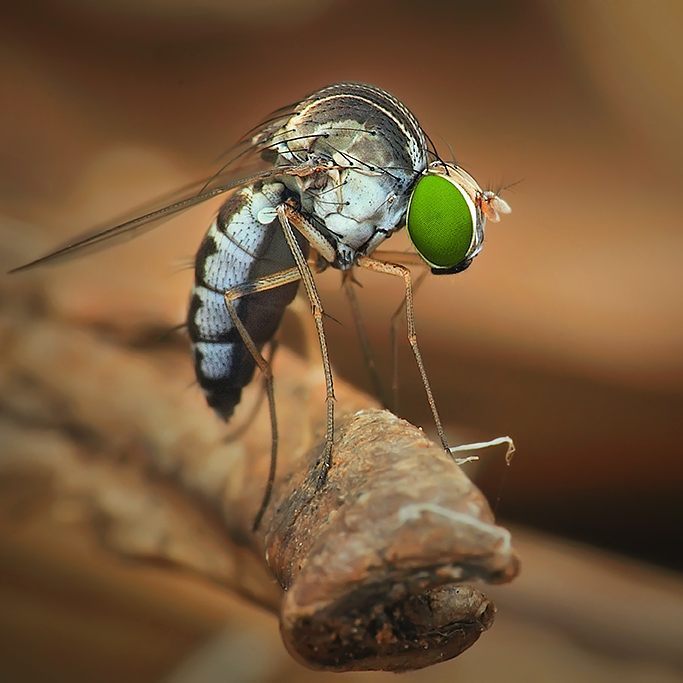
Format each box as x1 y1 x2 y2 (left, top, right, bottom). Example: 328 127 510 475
188 181 308 419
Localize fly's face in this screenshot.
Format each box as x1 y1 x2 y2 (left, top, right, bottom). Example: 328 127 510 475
406 163 511 275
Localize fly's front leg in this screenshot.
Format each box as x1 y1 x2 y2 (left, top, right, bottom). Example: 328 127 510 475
370 249 431 411
358 254 516 466
276 204 335 488
356 255 450 452
223 266 302 531
389 268 429 413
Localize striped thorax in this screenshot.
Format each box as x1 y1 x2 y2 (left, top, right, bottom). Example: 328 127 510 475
259 83 429 269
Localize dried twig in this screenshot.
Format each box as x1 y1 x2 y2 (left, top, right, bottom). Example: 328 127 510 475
263 410 518 671
0 275 519 672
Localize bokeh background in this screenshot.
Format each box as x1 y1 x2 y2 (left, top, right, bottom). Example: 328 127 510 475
1 1 682 681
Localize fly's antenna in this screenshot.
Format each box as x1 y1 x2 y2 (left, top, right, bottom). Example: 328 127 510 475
494 177 524 196
428 131 460 174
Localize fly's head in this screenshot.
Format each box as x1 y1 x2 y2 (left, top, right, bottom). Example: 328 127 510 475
406 162 511 275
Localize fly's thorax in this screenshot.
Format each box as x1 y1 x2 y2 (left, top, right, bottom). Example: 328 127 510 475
316 170 411 252
270 83 429 263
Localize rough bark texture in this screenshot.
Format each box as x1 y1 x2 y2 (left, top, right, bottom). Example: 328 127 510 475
0 266 519 672
266 410 517 671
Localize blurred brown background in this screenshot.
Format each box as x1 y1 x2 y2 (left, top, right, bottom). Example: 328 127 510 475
1 1 682 681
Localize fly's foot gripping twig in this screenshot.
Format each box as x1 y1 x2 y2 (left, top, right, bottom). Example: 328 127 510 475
313 446 333 490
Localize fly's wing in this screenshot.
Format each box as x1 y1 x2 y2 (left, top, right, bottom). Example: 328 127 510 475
10 85 418 274
10 169 274 273
8 98 308 274
9 169 290 273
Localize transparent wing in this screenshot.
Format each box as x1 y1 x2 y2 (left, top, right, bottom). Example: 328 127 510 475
9 98 307 274
9 169 276 273
10 86 420 273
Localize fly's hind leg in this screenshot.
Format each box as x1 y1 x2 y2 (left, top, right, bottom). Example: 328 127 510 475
223 266 301 531
223 339 277 444
356 255 450 452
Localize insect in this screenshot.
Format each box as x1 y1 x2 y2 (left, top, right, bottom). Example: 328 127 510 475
11 82 511 529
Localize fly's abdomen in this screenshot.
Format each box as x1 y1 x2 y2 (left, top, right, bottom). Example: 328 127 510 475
188 182 307 419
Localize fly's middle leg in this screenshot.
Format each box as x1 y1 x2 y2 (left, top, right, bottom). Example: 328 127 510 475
342 274 391 410
276 204 335 488
223 266 302 531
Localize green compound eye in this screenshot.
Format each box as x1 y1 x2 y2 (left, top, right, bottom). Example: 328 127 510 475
406 174 476 270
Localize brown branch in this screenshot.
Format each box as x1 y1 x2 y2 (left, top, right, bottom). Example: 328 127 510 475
0 277 519 672
262 410 518 671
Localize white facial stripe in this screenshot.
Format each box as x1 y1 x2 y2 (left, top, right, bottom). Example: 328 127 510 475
444 176 479 258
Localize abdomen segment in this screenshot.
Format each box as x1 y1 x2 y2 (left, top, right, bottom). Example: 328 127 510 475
188 182 307 419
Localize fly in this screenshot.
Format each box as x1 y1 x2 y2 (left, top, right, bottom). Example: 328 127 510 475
10 82 512 529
